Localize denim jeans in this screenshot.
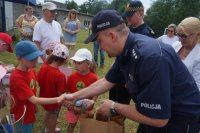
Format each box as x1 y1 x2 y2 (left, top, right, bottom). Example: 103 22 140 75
93 41 105 66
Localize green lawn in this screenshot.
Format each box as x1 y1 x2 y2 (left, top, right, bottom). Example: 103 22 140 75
0 30 138 133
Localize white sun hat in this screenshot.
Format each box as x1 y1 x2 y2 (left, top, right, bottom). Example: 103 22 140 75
52 44 69 59
70 48 92 62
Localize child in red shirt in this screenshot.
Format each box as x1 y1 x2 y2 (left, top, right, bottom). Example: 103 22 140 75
66 48 98 133
37 43 69 133
9 41 66 133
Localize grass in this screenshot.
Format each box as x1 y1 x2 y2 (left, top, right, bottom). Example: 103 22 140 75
0 30 138 133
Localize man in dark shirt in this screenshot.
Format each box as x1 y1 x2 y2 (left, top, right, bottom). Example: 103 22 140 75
109 0 155 105
62 10 200 133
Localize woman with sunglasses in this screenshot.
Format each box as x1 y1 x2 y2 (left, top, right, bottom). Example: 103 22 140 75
157 24 179 45
172 17 200 91
63 9 80 62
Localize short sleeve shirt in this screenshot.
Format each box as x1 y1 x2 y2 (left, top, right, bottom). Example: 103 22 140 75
10 68 37 124
106 32 200 119
37 64 67 110
33 19 63 50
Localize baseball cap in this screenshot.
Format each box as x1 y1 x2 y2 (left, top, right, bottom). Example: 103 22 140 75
42 2 57 11
52 44 69 59
70 48 92 62
0 32 13 53
15 41 44 61
84 10 124 44
122 0 144 17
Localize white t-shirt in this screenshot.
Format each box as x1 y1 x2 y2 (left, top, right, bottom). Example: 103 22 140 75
33 19 63 50
157 35 179 45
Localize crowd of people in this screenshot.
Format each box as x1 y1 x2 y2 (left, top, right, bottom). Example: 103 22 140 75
0 0 200 133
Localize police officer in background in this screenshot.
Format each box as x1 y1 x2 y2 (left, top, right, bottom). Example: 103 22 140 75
109 0 155 105
62 10 200 133
123 0 154 37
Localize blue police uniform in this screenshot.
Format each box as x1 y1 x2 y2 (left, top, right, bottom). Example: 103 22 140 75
109 23 155 104
106 32 200 132
130 23 155 37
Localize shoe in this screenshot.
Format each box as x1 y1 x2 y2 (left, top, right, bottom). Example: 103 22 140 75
100 65 104 68
44 127 61 133
55 127 61 132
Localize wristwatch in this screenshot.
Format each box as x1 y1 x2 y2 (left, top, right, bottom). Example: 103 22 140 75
110 101 118 115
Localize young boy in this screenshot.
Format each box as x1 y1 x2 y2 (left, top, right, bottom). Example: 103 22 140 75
9 41 65 133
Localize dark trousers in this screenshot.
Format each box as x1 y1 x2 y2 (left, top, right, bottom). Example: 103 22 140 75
109 83 131 104
137 116 200 133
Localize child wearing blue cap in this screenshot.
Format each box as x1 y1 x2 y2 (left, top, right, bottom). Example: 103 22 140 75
9 41 66 133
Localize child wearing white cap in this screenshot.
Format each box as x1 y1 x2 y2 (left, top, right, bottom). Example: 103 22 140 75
65 48 98 133
9 41 66 133
37 43 69 133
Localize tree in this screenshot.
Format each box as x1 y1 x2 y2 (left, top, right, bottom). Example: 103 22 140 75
109 0 130 14
145 0 200 37
65 0 78 10
79 0 109 15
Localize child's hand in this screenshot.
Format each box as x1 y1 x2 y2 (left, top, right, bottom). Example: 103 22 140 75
58 93 75 110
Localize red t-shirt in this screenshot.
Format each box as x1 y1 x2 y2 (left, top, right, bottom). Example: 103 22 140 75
10 68 37 124
66 71 98 93
37 64 67 110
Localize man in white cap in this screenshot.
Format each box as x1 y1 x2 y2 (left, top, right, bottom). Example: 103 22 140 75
33 2 63 63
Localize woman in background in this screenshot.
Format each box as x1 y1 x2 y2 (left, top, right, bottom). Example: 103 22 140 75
172 17 200 91
16 6 38 41
157 24 179 45
63 9 80 60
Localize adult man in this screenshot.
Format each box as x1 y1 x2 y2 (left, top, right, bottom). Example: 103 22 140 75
109 0 155 105
123 0 154 37
62 10 200 132
33 2 63 62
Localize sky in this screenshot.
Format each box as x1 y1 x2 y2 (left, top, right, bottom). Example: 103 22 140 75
44 0 152 13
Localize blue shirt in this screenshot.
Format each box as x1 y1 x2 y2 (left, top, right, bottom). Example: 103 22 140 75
106 32 200 119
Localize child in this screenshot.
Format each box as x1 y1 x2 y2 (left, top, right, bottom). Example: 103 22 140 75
37 43 69 133
9 41 65 133
0 32 14 111
66 48 98 133
0 32 13 53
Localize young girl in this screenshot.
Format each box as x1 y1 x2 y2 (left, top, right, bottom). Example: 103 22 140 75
9 41 66 133
37 43 69 133
66 48 98 133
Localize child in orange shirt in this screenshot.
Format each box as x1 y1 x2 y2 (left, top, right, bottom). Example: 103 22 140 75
66 48 98 133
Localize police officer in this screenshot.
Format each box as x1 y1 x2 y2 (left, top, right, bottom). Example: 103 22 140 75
62 10 200 133
109 0 155 105
123 0 154 37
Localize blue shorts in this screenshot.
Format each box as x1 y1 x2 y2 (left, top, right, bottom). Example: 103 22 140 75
17 123 33 133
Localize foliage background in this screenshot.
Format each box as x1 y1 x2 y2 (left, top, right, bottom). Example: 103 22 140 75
66 0 200 37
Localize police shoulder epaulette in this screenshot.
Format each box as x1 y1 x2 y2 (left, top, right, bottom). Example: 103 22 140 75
147 27 155 35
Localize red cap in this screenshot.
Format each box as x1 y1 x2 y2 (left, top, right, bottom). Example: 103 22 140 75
0 32 13 53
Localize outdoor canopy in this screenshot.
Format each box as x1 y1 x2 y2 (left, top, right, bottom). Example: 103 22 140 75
4 0 37 6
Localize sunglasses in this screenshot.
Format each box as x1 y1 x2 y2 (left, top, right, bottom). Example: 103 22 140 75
71 12 76 15
177 33 195 40
167 29 174 33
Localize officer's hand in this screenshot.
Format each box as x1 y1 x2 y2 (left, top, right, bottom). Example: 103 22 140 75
96 99 112 117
